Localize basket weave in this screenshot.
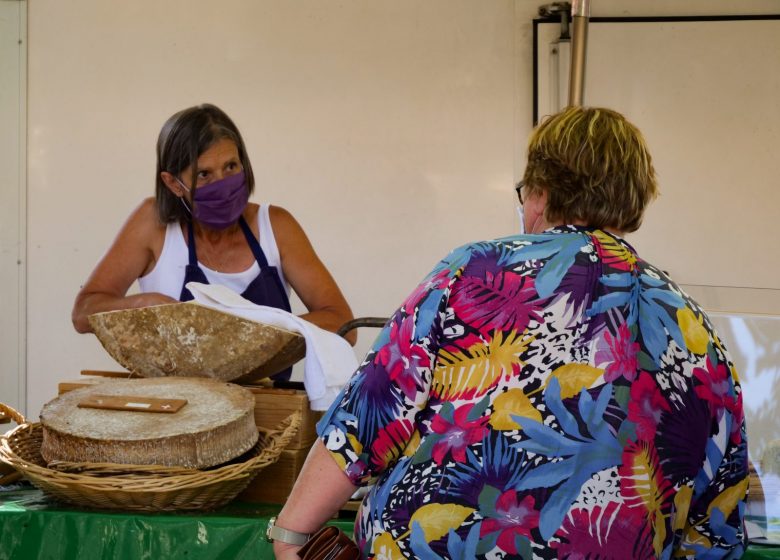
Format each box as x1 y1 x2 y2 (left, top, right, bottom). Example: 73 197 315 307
0 410 301 511
0 403 24 485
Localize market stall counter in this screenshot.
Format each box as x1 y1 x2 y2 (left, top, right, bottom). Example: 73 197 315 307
0 485 355 560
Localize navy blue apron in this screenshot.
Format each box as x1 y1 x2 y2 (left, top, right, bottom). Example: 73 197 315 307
179 215 293 381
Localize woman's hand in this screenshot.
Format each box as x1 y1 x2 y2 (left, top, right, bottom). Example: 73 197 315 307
72 199 169 333
73 291 177 333
272 442 358 559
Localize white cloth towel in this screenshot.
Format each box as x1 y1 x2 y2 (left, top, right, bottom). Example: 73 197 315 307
186 282 357 410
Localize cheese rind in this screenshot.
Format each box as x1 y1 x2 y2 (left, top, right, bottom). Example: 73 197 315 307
88 303 305 381
40 377 258 468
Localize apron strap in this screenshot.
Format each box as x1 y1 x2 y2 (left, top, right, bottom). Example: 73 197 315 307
238 215 271 269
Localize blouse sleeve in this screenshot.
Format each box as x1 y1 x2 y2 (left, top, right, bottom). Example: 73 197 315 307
315 246 469 486
679 351 749 557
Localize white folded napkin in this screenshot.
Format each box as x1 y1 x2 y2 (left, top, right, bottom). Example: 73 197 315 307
185 282 357 410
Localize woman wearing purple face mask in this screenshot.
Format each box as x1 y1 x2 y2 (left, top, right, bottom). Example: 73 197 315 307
72 104 356 368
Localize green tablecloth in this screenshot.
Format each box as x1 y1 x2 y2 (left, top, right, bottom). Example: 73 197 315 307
1 485 778 559
0 485 353 560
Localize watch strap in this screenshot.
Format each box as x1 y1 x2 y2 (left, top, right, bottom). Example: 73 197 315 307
267 517 310 545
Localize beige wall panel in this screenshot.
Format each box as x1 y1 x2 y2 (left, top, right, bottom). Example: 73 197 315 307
23 0 779 418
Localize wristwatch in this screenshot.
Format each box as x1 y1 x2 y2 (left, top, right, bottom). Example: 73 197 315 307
266 516 310 545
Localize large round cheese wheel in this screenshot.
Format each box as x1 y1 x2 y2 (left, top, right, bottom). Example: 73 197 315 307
88 303 305 382
40 377 258 469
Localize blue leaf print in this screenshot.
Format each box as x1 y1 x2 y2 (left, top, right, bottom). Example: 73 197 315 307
586 290 632 317
415 288 444 339
655 303 685 349
590 271 685 364
370 457 411 521
543 381 580 437
372 324 391 351
501 233 578 263
694 415 730 498
442 244 474 274
639 310 668 365
495 233 590 296
511 455 578 490
709 507 739 545
537 470 598 539
645 285 684 308
511 378 623 540
641 273 667 288
447 433 529 504
410 521 445 560
348 361 404 442
446 524 481 560
534 237 588 298
317 398 356 437
511 417 581 456
578 381 612 433
600 272 636 288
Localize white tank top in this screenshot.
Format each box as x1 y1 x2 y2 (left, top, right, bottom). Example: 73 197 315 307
138 204 289 300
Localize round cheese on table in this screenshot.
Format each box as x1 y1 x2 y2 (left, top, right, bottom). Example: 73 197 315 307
40 377 258 469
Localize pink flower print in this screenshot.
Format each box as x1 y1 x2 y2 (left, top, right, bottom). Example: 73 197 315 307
690 356 744 443
376 317 428 399
430 403 489 465
628 372 671 441
552 502 652 559
693 356 737 417
729 391 744 445
480 491 539 555
403 268 451 315
596 323 640 383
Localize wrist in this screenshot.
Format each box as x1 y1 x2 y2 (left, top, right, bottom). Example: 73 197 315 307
266 516 311 546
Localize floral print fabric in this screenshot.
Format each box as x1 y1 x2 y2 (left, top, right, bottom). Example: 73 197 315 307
317 226 748 559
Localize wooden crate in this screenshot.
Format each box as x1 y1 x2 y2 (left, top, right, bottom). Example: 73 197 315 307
247 386 322 450
239 446 310 504
58 376 120 394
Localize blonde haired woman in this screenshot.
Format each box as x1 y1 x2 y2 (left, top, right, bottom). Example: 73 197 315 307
271 107 748 559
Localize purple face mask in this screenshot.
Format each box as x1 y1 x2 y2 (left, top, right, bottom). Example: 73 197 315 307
177 171 249 230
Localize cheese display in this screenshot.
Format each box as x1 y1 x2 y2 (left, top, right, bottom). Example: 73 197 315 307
40 377 258 469
88 302 305 381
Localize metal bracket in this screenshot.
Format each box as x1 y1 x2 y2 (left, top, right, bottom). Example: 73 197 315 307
538 2 571 39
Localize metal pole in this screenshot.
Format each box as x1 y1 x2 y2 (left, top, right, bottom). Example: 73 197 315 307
568 0 590 106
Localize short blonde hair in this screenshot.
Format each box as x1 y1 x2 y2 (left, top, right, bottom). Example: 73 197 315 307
523 106 658 233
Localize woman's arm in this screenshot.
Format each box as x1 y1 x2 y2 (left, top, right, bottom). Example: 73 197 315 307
270 206 356 345
72 198 176 333
272 440 358 559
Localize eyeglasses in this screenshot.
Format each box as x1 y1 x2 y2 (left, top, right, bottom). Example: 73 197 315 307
515 180 524 204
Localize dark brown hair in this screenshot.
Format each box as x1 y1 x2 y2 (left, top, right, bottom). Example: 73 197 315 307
155 104 255 223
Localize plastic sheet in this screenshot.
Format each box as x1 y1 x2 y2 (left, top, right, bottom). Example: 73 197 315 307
1 485 778 559
0 485 354 560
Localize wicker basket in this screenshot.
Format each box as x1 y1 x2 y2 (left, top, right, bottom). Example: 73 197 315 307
0 403 24 485
0 410 301 511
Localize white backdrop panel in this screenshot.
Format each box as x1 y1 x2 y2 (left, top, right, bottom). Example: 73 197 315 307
25 1 518 417
536 17 780 305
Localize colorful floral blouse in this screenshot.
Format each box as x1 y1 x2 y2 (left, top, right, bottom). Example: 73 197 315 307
317 226 748 559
